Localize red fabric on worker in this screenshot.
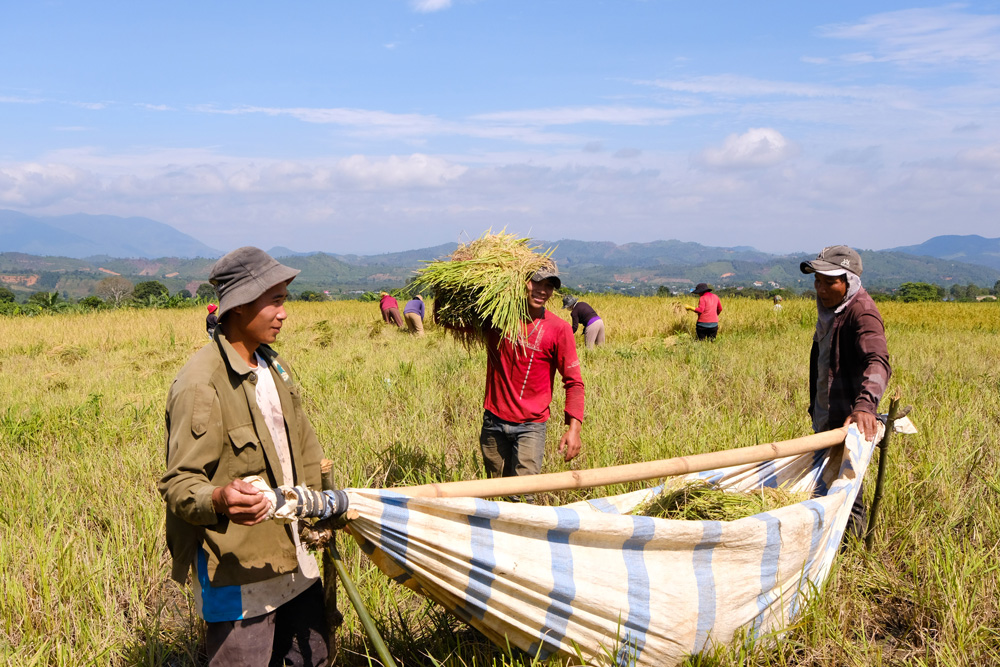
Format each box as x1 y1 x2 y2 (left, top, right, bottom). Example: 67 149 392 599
483 309 585 425
694 292 722 324
379 294 399 311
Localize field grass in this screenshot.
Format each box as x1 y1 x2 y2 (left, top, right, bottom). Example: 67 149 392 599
1 295 998 666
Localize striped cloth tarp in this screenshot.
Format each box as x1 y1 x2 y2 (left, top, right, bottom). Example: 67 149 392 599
343 425 877 666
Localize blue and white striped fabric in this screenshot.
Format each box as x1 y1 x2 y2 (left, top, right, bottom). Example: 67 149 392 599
344 425 876 666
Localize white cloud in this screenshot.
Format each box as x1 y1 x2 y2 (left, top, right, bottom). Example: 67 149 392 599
3 136 999 255
697 128 797 169
196 104 441 131
820 5 1000 67
0 163 100 206
337 154 468 188
642 74 886 101
474 105 697 126
192 104 584 144
70 101 110 110
0 95 42 104
955 143 1000 169
412 0 451 12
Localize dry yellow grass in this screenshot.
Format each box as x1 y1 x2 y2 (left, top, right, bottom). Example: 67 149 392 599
0 295 998 665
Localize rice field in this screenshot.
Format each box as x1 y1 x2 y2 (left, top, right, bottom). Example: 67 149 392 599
1 294 998 666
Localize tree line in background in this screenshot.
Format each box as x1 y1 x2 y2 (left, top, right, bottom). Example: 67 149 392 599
1 277 998 317
656 281 1000 303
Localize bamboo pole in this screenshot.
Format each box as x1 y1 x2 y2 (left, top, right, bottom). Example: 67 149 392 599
393 427 849 499
865 395 910 551
327 542 399 667
321 458 399 666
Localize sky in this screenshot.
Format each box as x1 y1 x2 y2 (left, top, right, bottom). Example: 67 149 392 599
2 1 1000 255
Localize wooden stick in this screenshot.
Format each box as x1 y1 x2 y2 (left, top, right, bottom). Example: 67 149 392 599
865 395 910 551
392 427 848 499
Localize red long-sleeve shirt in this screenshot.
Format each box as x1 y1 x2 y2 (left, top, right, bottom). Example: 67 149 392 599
694 292 722 324
483 309 585 425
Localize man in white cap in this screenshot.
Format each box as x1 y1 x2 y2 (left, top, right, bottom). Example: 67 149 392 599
160 246 343 666
800 244 891 539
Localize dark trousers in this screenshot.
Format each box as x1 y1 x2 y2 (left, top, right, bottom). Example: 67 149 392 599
845 481 868 540
206 581 329 667
695 323 718 341
815 422 868 543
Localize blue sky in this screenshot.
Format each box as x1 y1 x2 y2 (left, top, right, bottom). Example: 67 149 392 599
2 1 999 255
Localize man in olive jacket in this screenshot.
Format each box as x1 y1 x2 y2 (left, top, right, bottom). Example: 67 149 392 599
801 245 891 540
159 247 330 666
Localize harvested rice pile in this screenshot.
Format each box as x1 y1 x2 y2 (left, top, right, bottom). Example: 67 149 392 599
415 231 555 347
635 481 810 521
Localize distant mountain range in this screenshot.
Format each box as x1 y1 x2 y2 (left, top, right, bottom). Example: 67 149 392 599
1 209 998 297
889 235 1000 271
0 209 221 259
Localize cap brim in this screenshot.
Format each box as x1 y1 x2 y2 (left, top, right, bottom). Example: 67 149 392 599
800 259 845 275
531 274 561 289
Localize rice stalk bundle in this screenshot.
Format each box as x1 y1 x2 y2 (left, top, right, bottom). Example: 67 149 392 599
635 480 809 522
415 231 555 347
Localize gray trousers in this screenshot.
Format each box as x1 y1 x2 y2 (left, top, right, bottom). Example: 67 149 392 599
479 411 547 502
206 582 329 667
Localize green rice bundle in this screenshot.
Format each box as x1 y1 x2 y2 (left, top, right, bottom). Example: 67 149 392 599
415 231 555 347
634 481 809 522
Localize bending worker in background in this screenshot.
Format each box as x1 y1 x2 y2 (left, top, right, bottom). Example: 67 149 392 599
562 295 605 348
800 245 891 540
686 282 722 340
379 291 404 327
403 294 425 336
160 247 345 666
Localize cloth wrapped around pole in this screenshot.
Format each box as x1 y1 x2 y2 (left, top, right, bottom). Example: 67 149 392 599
341 425 879 666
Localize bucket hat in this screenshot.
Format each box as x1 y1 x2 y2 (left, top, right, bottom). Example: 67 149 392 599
210 246 300 319
800 245 863 277
691 283 713 295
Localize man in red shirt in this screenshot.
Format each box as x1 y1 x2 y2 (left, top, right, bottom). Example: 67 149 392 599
479 264 585 497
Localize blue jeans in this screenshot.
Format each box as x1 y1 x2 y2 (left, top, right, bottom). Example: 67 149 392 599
479 410 547 481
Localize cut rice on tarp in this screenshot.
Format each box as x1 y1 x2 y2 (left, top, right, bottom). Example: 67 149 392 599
634 479 811 521
414 230 555 348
